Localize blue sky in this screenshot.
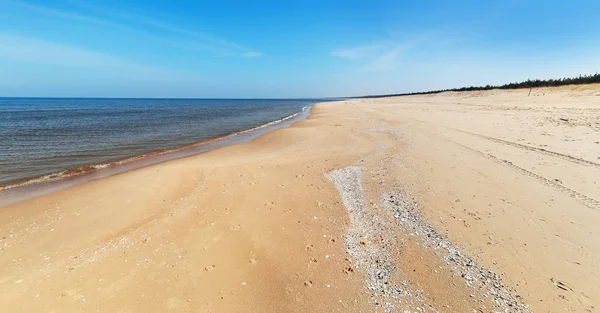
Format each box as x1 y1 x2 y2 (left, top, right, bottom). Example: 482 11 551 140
1 0 599 98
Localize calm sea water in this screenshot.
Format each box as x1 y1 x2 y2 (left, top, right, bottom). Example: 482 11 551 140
0 98 319 187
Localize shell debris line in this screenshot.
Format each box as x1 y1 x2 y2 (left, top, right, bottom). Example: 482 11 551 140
383 191 531 313
327 166 532 313
326 166 430 313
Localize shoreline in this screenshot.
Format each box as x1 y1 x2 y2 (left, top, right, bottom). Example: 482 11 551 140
0 105 312 206
1 84 598 312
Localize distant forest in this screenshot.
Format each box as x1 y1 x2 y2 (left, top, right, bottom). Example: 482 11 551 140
358 73 600 98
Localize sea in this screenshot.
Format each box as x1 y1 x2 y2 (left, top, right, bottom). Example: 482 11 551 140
0 98 322 199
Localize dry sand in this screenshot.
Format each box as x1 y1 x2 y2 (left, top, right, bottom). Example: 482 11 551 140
1 84 599 312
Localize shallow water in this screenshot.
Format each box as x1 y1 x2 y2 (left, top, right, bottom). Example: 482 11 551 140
0 98 321 188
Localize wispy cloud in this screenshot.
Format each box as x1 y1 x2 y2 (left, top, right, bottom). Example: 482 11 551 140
361 46 407 72
0 33 194 80
331 33 447 72
331 41 411 72
5 0 261 58
67 1 261 57
330 42 386 59
5 0 135 31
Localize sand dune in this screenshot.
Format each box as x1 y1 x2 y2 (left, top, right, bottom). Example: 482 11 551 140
1 84 599 312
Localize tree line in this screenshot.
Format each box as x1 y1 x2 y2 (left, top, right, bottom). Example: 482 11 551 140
357 73 600 98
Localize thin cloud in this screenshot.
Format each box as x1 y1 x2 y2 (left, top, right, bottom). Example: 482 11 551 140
333 34 443 72
330 42 386 59
361 46 406 72
0 33 195 81
243 51 263 57
331 41 409 71
6 0 261 58
68 1 259 56
5 0 135 31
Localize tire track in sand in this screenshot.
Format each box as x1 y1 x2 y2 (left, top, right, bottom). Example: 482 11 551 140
407 117 600 168
447 139 600 211
443 126 600 168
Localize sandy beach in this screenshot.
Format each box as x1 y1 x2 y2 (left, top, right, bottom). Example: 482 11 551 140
1 84 599 312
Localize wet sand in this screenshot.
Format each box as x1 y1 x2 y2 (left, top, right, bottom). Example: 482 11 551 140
1 84 599 312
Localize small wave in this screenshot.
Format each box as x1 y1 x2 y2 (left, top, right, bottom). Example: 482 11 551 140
237 105 308 135
0 171 68 191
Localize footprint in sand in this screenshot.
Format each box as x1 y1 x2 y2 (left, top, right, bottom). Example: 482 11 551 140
303 280 313 287
305 244 314 252
167 298 186 309
230 224 243 231
551 278 574 292
204 265 216 272
249 258 258 264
